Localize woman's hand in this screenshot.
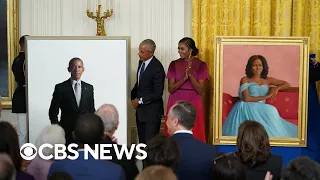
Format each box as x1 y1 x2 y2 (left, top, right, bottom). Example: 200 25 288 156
186 60 193 77
266 87 276 99
186 66 192 77
270 87 279 101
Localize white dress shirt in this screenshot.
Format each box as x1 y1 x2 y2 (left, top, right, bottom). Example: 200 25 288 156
137 56 153 104
173 130 193 135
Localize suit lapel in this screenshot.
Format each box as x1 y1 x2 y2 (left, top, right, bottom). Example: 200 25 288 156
78 82 86 110
138 57 155 84
142 57 154 75
136 60 142 81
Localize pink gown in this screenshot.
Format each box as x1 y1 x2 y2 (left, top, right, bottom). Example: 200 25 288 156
164 58 209 142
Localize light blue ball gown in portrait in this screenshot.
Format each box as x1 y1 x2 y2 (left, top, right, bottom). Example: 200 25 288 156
222 82 298 138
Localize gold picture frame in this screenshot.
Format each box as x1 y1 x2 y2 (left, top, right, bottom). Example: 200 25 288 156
2 0 19 109
213 36 309 147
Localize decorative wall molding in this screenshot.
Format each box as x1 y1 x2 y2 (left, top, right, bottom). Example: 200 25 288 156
19 0 192 116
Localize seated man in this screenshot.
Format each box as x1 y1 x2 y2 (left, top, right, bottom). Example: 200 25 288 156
48 113 125 180
166 100 217 180
95 104 139 180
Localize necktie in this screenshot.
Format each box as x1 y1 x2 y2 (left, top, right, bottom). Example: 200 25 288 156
139 62 145 83
74 82 81 106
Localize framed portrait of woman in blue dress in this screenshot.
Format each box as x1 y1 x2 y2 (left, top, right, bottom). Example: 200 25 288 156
213 36 309 147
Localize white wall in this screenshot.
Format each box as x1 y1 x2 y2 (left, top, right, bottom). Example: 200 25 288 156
3 0 192 140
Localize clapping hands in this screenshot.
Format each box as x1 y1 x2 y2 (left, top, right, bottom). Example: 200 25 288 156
185 60 193 79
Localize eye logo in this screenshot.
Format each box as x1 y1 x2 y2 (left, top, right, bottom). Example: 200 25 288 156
20 143 37 160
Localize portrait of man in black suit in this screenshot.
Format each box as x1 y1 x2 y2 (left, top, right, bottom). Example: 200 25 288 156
49 57 95 145
131 39 165 144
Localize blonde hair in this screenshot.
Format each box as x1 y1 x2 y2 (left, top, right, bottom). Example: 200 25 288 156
135 165 177 180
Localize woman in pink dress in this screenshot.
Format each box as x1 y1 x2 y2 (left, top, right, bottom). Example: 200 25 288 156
164 37 209 142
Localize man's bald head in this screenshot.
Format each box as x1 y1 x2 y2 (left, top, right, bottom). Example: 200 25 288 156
95 104 119 133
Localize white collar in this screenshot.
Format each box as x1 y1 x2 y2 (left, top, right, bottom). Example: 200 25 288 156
70 78 81 85
173 130 193 135
142 56 153 66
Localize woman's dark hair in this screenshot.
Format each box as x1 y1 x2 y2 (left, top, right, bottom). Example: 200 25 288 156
236 120 270 167
179 37 199 56
281 156 320 180
212 153 247 180
245 55 269 79
144 135 180 170
0 121 22 171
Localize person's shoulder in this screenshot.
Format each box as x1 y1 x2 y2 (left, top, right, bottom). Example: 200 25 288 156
81 81 94 89
240 76 249 84
55 80 69 88
168 58 182 65
16 171 35 180
268 154 283 164
98 158 123 171
194 57 205 63
152 56 164 65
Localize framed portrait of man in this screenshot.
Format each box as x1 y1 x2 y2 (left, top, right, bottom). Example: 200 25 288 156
213 36 309 147
0 0 19 108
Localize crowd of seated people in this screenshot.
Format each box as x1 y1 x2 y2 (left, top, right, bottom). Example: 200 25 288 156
0 100 320 180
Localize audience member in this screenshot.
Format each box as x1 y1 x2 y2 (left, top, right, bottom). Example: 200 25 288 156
281 156 320 180
143 134 179 169
235 120 282 180
48 171 73 180
11 35 29 147
166 100 216 180
0 153 16 180
135 165 177 180
95 104 139 180
0 121 34 180
212 153 247 180
48 113 125 180
27 125 66 180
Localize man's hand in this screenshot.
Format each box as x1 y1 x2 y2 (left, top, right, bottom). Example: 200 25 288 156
132 98 139 109
310 58 318 65
264 171 273 180
111 136 118 144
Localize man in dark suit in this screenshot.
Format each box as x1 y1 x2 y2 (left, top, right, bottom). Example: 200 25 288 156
95 104 139 180
12 35 29 147
166 100 216 180
49 57 95 145
48 113 125 180
131 39 165 144
303 54 320 160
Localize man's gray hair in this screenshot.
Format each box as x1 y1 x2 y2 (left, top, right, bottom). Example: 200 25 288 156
140 39 156 53
169 100 196 130
35 125 66 157
95 104 119 132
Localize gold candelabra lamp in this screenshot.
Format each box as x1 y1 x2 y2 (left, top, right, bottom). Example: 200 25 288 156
86 4 113 36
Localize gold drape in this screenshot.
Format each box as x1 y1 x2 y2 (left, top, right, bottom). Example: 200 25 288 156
192 0 320 143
